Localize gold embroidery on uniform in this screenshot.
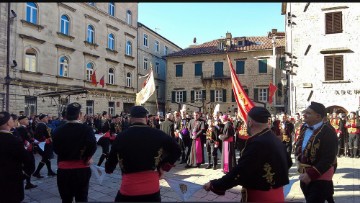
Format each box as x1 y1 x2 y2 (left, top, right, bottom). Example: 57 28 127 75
262 163 275 185
154 148 164 166
310 141 320 163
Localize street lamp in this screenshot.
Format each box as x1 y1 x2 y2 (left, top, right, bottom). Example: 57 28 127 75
281 77 288 113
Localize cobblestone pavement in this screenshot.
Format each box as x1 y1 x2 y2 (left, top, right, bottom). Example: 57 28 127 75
23 146 360 202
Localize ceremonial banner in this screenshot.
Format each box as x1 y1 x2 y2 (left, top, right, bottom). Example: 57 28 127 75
90 164 106 185
99 75 105 88
136 69 155 105
227 54 255 121
38 142 46 152
91 70 97 86
268 82 278 104
94 134 104 142
165 178 203 201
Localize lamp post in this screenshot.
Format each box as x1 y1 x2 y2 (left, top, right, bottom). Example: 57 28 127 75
281 77 288 113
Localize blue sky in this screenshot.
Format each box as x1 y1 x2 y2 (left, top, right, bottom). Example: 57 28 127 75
138 3 285 49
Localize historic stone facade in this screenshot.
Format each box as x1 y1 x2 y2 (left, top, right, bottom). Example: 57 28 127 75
166 31 286 115
282 3 360 114
137 22 182 115
0 2 138 116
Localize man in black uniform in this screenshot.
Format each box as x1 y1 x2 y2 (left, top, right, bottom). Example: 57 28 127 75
17 115 37 189
53 102 97 203
0 112 33 203
33 113 57 178
97 111 111 166
105 106 181 202
204 107 292 202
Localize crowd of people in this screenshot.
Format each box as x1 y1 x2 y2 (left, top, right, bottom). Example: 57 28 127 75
0 100 355 202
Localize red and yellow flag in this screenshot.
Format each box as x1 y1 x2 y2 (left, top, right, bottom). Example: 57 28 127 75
268 82 278 104
227 54 255 122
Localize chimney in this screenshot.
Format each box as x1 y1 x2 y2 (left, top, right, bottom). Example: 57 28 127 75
226 32 232 47
271 29 277 34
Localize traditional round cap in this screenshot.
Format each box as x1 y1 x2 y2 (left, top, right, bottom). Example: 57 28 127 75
18 115 28 121
0 111 11 126
308 101 326 118
248 107 271 123
66 102 81 117
130 106 149 118
39 113 48 120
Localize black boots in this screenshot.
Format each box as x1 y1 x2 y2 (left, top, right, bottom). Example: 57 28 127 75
206 156 212 169
46 160 57 176
33 162 45 178
97 153 108 166
213 156 217 170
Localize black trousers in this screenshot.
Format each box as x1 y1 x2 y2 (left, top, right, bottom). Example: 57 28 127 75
115 190 161 202
181 135 192 162
57 167 91 203
300 180 334 203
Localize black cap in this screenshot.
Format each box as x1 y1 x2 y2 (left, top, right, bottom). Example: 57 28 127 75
130 106 149 118
0 111 11 126
308 101 326 118
112 115 120 119
66 102 81 117
39 113 48 120
18 115 28 121
248 107 271 123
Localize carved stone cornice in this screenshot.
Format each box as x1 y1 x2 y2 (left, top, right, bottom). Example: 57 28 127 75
106 24 119 31
84 14 100 23
83 52 100 59
55 44 75 52
57 3 76 12
19 34 45 44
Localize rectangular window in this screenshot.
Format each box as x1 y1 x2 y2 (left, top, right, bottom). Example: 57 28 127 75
25 96 37 116
155 40 159 52
175 91 183 103
175 64 183 77
86 100 94 115
194 90 203 101
155 62 160 75
25 54 36 72
194 63 202 76
214 62 223 77
143 57 148 70
236 60 245 74
325 12 342 34
215 90 223 102
258 88 268 102
108 102 115 116
164 46 168 55
143 34 148 47
325 55 343 81
258 59 267 73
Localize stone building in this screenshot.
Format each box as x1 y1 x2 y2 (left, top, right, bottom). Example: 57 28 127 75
0 2 138 116
137 22 182 115
282 3 360 114
166 31 286 115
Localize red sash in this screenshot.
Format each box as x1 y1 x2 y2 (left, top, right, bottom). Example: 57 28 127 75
246 187 284 202
120 171 160 196
58 160 89 169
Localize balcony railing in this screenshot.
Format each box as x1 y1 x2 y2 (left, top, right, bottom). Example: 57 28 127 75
201 71 231 80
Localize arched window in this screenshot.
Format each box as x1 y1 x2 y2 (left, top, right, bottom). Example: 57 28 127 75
25 48 37 72
60 15 70 35
108 34 115 50
109 2 115 16
87 25 95 43
86 62 94 81
126 72 132 87
26 2 38 24
126 10 132 25
108 68 115 85
126 41 132 56
59 56 69 77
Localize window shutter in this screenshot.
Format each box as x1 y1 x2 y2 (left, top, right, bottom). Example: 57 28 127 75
210 90 215 102
325 13 333 34
277 83 283 97
236 61 245 74
191 90 194 103
254 88 258 101
231 90 235 102
324 56 334 81
202 90 206 100
333 12 342 33
171 91 175 103
182 91 187 102
334 56 343 80
223 89 227 102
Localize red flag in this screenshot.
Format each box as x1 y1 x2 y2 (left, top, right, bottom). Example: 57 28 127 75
99 75 105 88
227 54 255 122
91 70 97 86
268 82 278 104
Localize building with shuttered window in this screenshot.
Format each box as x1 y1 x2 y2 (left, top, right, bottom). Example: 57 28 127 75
282 3 360 114
165 31 286 115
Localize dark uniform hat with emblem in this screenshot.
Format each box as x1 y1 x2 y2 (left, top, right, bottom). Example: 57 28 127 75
0 111 11 126
308 101 326 118
130 106 149 118
248 106 271 123
66 102 81 117
39 113 48 120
